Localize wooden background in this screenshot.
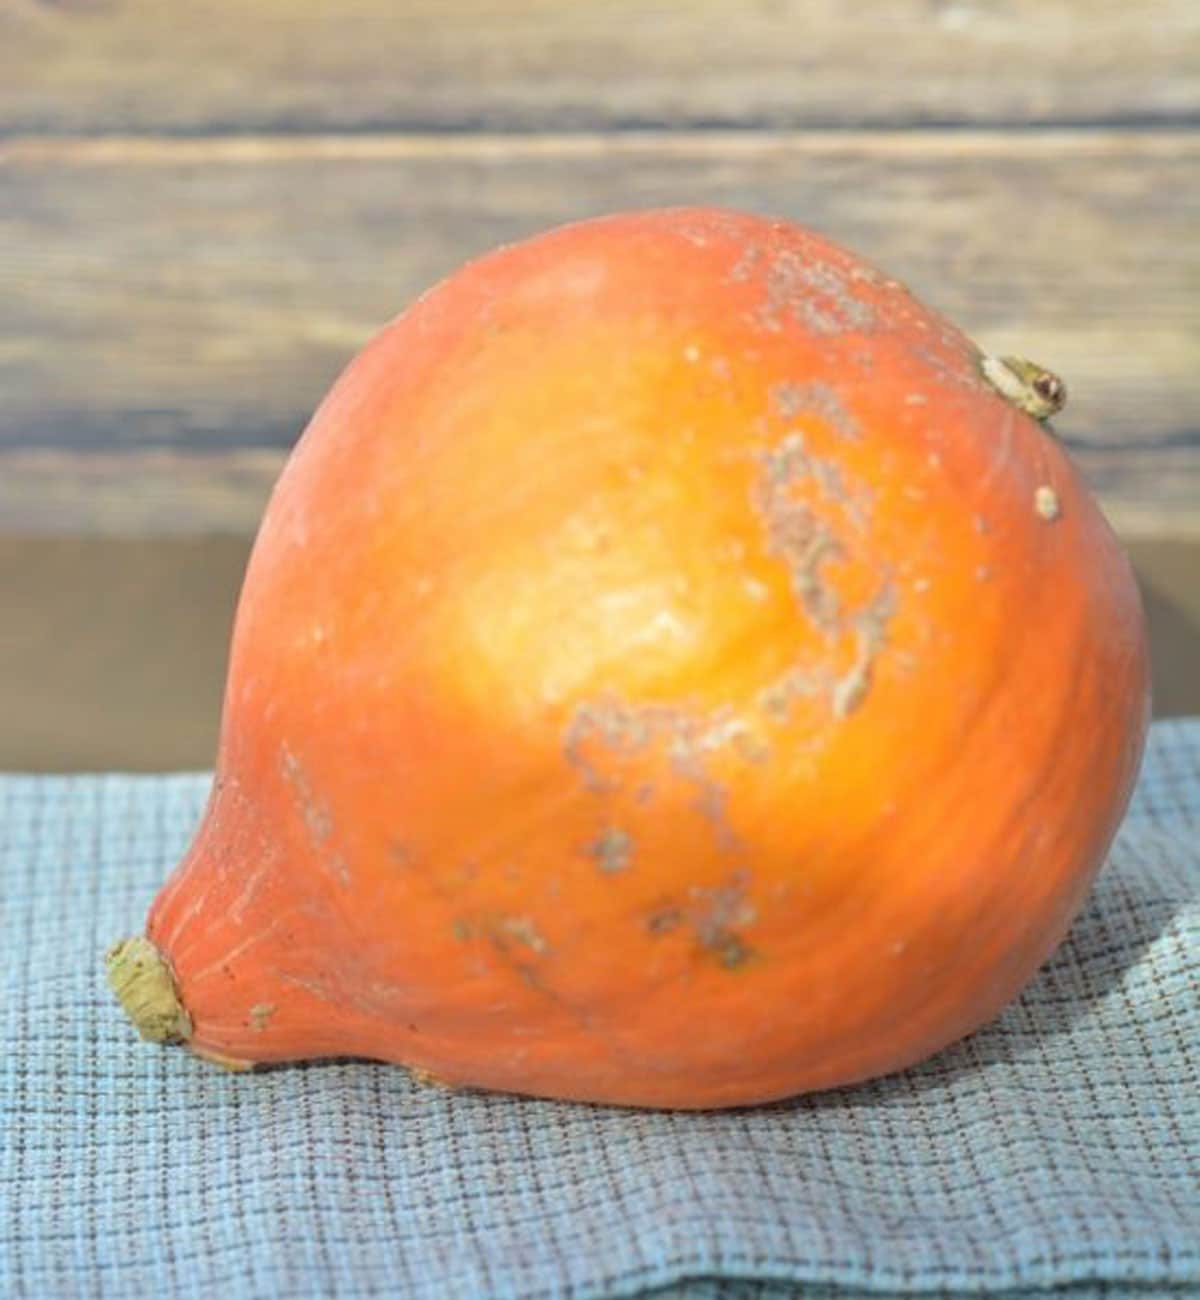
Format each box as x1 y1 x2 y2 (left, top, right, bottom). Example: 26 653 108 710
1 0 1197 768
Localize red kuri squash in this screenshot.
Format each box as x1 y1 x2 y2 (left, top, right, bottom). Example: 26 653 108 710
107 208 1150 1108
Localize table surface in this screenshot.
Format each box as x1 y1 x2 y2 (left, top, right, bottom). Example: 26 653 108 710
5 722 1198 1295
1 1 1197 768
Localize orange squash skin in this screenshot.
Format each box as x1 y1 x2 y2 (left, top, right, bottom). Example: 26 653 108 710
142 208 1149 1108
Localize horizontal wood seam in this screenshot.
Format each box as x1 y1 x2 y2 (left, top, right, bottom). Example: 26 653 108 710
4 127 1200 167
4 113 1200 141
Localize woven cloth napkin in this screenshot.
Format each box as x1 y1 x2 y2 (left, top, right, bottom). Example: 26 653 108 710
2 721 1197 1300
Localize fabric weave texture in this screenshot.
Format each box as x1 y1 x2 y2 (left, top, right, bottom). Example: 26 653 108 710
2 720 1198 1300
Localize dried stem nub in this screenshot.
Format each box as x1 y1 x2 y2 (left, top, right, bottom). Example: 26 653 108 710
105 936 192 1044
981 355 1067 422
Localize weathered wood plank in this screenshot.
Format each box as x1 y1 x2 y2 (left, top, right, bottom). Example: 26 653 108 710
2 0 1197 134
4 441 1196 541
2 129 1196 482
0 449 284 536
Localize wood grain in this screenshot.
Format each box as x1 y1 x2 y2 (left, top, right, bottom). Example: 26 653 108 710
2 0 1197 135
5 443 1196 541
1 129 1196 534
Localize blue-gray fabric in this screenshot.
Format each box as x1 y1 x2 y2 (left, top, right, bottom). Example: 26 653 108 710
2 721 1197 1300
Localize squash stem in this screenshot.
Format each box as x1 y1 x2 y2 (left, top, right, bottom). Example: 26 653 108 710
981 354 1067 423
105 935 193 1044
